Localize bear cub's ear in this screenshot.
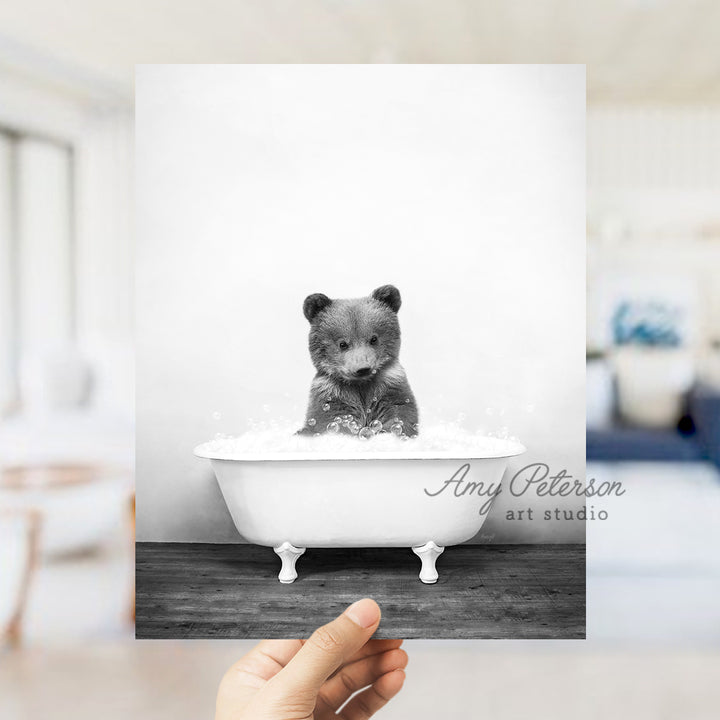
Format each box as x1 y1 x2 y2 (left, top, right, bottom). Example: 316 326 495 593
371 285 402 313
303 293 333 322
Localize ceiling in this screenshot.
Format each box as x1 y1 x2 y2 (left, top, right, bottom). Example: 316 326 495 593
0 0 719 105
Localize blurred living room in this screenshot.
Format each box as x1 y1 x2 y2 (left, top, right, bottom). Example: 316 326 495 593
1 1 719 719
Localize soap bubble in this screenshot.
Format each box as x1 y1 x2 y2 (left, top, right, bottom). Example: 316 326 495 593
358 427 373 440
333 416 343 423
347 420 360 433
212 411 222 421
370 420 383 433
326 421 340 433
405 398 411 403
322 403 331 412
412 423 419 431
307 418 317 427
389 422 403 436
366 407 373 413
372 396 378 403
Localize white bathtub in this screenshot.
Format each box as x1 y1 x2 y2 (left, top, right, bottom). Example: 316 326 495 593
195 442 525 583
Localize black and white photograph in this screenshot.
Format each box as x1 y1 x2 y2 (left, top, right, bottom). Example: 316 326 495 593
135 64 586 639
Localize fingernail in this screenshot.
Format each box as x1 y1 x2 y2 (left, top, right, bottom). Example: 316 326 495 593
344 598 380 628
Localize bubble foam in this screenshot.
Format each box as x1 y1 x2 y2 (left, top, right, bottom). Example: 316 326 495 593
195 423 525 461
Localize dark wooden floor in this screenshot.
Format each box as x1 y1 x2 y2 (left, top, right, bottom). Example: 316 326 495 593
136 543 585 640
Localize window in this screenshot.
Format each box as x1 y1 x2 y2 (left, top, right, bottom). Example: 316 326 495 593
0 128 75 415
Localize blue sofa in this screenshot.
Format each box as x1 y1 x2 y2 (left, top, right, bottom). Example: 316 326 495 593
587 384 720 466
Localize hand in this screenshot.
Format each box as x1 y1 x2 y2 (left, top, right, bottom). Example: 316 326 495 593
215 598 407 719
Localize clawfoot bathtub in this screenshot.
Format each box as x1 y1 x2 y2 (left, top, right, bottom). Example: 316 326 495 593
194 443 525 584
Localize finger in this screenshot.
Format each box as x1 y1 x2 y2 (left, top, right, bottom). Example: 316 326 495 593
226 640 303 687
339 669 406 720
216 640 304 720
269 598 381 698
318 648 408 712
330 638 404 675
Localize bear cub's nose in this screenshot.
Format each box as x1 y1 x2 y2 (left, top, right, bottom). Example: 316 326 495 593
355 367 372 378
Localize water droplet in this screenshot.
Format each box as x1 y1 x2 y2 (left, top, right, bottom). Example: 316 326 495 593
390 422 403 436
366 407 372 414
212 411 222 421
322 403 331 412
348 420 360 433
370 419 383 433
358 427 373 440
326 421 340 434
333 416 343 423
405 398 410 404
371 396 378 403
307 418 316 427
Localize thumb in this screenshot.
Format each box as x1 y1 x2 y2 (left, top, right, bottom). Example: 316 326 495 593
269 598 381 698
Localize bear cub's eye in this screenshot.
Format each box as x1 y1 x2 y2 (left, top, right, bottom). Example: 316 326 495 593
338 340 349 351
369 335 378 345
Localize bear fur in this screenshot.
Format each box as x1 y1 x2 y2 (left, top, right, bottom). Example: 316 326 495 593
298 285 419 438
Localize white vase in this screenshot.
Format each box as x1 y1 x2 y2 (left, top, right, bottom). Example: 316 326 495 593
586 359 614 429
613 346 695 428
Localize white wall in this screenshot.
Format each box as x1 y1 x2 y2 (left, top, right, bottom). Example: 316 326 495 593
136 65 586 543
74 110 135 418
587 106 720 355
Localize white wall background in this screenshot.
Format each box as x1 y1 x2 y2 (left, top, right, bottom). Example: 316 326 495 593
587 106 720 356
136 65 586 543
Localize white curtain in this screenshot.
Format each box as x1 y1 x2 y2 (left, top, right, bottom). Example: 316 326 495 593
0 134 15 414
16 138 74 355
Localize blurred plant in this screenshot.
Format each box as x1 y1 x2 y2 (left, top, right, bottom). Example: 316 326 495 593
612 301 683 347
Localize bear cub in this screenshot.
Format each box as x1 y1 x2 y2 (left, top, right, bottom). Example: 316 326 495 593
298 285 418 438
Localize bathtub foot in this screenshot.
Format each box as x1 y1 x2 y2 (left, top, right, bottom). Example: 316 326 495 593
274 542 305 584
412 541 444 584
